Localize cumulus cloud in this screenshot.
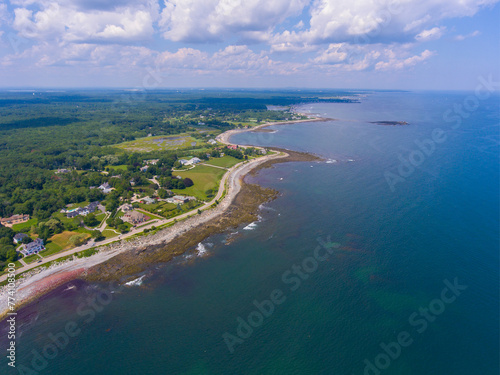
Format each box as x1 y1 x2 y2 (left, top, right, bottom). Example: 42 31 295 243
11 0 159 43
272 0 497 46
313 43 349 64
159 0 308 42
415 27 445 42
375 49 435 70
1 0 497 84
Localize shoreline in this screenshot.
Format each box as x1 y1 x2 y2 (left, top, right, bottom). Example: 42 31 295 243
0 115 328 320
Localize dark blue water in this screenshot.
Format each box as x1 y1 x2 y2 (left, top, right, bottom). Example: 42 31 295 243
1 91 499 374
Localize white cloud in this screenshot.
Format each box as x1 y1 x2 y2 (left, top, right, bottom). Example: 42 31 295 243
313 43 348 64
11 0 159 43
273 0 497 47
415 27 445 42
159 0 308 42
375 49 435 70
455 30 481 41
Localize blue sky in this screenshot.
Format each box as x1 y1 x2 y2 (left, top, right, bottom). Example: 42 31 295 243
0 0 498 90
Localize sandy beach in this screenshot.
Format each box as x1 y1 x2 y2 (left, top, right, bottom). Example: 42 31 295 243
0 116 326 319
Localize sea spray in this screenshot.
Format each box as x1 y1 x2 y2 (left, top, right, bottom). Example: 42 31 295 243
125 275 145 287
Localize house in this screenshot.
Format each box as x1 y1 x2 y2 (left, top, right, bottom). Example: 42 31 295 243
0 214 30 227
179 157 201 166
227 145 238 150
130 179 136 186
208 139 217 145
19 238 44 256
66 210 79 219
66 202 100 218
140 165 149 172
120 203 133 212
144 159 159 165
13 233 28 244
141 197 156 204
98 182 113 194
55 169 70 174
122 210 149 225
172 195 188 204
167 195 195 204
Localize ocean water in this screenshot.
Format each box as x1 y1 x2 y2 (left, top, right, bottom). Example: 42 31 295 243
1 91 498 375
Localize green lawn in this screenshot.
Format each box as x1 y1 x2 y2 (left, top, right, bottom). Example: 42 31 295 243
136 202 178 218
94 212 106 223
102 229 120 239
203 155 241 168
41 242 63 256
107 164 128 171
12 218 38 231
172 164 226 201
23 254 42 264
113 134 202 152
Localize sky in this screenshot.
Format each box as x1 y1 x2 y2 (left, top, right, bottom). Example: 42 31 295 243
0 0 499 90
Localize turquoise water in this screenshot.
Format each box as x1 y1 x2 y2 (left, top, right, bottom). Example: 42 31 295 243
1 91 499 374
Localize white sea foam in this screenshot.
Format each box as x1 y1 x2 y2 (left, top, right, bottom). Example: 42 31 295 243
196 242 208 256
326 159 337 164
125 275 145 286
259 203 276 211
243 222 258 230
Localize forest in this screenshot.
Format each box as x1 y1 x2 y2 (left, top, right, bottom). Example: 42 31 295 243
0 89 358 269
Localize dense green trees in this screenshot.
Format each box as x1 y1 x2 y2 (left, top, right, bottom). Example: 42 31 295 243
0 225 17 271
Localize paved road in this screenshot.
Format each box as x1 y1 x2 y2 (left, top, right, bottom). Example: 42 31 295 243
0 155 264 281
0 124 289 283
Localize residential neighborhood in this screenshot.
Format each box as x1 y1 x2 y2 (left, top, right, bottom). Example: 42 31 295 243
0 141 266 269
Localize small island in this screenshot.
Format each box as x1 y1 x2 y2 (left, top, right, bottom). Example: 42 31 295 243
370 121 409 126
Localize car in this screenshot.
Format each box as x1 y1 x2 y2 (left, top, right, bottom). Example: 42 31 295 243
37 260 42 263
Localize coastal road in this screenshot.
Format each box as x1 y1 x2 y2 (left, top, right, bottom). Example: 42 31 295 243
0 151 284 282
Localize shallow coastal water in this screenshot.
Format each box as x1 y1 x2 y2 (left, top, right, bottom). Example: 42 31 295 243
1 91 498 374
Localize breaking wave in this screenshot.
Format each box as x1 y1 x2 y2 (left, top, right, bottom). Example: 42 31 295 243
243 222 258 230
125 275 145 287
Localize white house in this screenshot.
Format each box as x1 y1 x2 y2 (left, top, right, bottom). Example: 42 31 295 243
19 238 44 256
13 233 28 244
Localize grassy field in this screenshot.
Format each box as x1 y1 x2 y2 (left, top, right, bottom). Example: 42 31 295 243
41 231 91 256
203 155 241 168
113 134 202 152
11 218 38 231
172 164 226 200
107 164 128 171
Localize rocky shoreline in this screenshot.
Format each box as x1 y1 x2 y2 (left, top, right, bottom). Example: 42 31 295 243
0 118 325 320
